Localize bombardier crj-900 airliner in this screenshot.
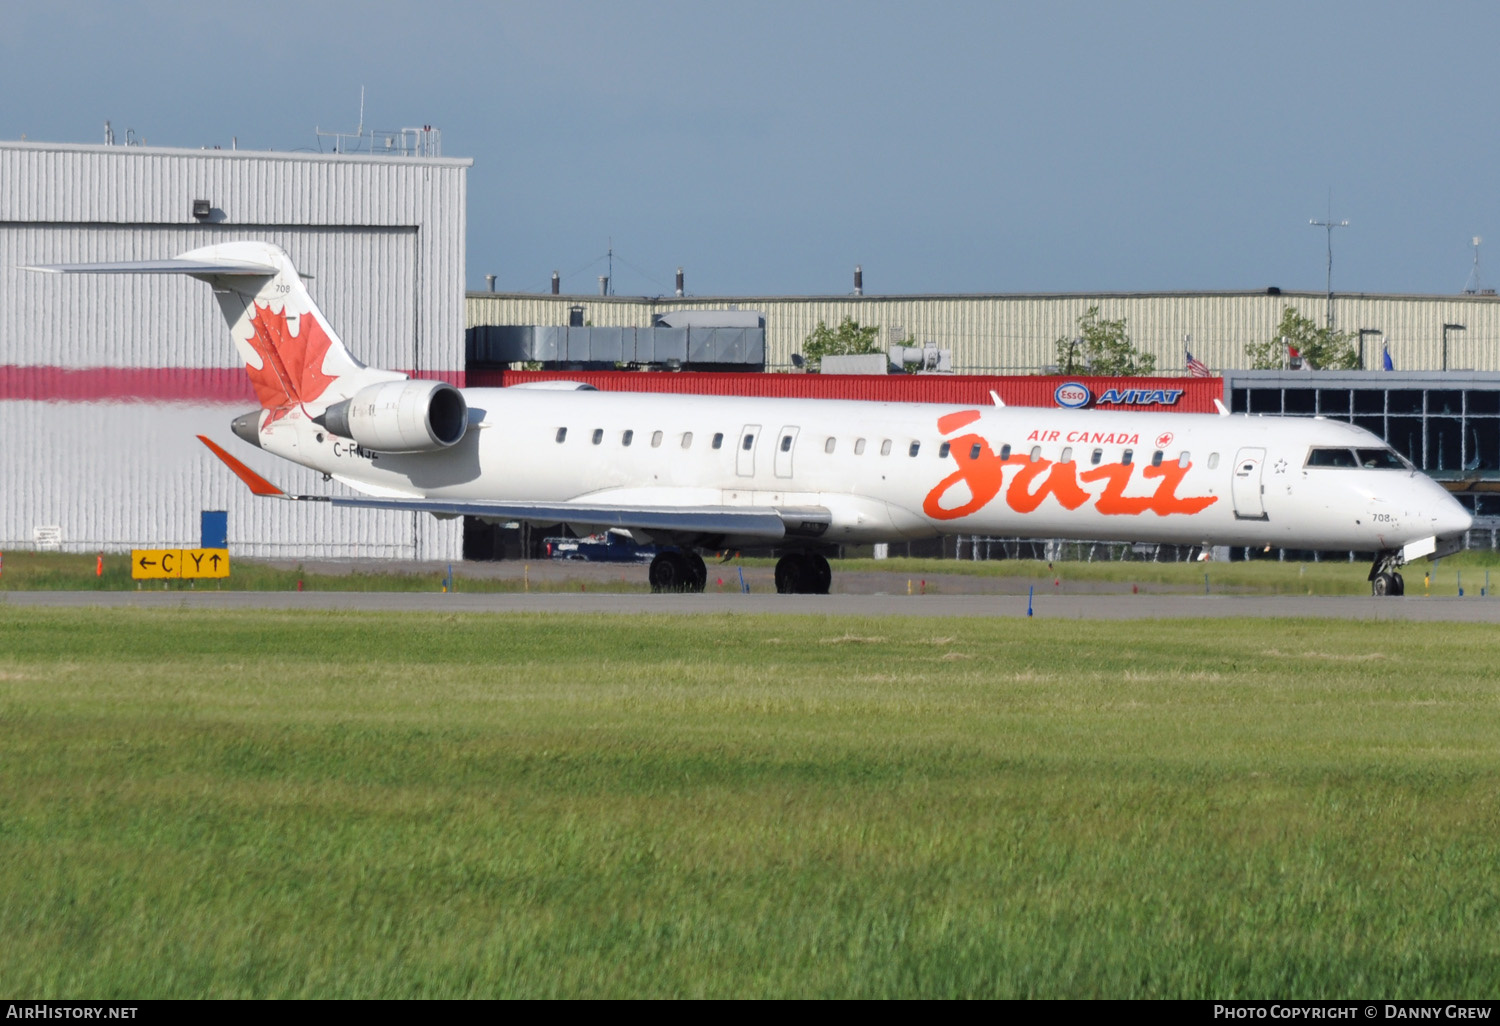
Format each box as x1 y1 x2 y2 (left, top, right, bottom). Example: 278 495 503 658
29 242 1472 596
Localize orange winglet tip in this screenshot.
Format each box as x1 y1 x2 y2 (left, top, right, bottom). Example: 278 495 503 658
197 434 285 497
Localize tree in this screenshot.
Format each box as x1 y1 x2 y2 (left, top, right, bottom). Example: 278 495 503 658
1244 307 1359 370
1053 306 1156 376
799 317 883 371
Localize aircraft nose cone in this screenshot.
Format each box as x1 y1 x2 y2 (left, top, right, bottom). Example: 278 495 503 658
1435 499 1474 538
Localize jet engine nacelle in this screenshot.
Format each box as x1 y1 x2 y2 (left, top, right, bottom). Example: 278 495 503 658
320 380 469 453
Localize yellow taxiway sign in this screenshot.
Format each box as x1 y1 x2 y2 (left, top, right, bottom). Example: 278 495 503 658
131 548 230 579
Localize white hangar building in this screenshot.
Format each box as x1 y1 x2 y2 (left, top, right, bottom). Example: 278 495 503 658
1 139 470 559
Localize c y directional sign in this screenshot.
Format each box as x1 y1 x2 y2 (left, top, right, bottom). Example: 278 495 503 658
132 548 230 580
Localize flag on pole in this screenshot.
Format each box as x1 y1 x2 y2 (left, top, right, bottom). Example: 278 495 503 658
1288 345 1314 371
1185 349 1210 377
1382 345 1394 371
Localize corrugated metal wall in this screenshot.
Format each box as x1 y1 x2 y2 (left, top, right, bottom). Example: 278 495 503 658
1 142 469 559
0 403 424 557
468 291 1500 376
476 369 1224 412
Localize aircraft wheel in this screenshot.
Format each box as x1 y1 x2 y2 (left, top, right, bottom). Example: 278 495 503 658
685 552 708 593
774 553 808 594
649 551 693 593
1371 572 1396 597
809 553 832 595
1391 572 1405 596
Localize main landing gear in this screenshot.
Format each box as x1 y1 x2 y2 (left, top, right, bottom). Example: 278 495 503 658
648 549 707 593
774 552 831 595
648 549 831 594
1368 550 1406 597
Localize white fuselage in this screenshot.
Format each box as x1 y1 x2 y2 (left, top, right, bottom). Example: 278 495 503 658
258 387 1472 552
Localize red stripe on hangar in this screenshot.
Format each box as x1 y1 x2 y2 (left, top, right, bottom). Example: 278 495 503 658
0 366 467 403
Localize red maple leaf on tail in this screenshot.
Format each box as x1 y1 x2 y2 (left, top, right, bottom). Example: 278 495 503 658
241 302 339 425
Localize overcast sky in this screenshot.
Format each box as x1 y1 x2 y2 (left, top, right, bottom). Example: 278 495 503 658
4 0 1498 296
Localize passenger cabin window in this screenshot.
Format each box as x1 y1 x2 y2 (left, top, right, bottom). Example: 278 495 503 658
969 443 982 461
1029 446 1042 462
1122 449 1133 465
938 442 951 458
1061 446 1073 463
1178 451 1191 468
622 430 634 447
908 441 921 457
712 433 724 449
1207 452 1219 469
1150 450 1163 467
780 435 793 452
1091 448 1103 465
682 432 693 449
555 427 567 444
854 438 866 455
881 440 893 456
1306 447 1359 468
825 437 836 454
1000 444 1012 460
651 431 663 448
591 429 603 445
742 433 755 451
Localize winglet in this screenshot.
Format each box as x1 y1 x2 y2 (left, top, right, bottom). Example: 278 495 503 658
1213 398 1230 416
989 389 1006 407
198 435 285 497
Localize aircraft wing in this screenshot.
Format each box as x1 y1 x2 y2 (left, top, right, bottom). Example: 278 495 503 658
327 494 830 542
197 434 829 543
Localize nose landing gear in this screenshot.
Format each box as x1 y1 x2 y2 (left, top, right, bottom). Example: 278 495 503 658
1368 550 1406 597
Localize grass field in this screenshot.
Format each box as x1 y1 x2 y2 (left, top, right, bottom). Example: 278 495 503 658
2 608 1498 998
4 548 1500 595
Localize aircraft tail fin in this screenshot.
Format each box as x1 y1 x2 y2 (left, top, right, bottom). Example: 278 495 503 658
28 242 403 420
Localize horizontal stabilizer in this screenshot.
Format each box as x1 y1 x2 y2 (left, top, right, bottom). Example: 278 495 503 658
25 258 278 276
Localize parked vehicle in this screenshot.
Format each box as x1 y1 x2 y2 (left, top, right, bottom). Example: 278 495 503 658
543 531 657 563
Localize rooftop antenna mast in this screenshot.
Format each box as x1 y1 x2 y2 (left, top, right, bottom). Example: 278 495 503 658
1463 236 1486 294
314 86 441 157
1309 191 1349 329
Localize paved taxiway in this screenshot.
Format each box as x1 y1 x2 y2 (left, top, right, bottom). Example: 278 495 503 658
6 590 1499 621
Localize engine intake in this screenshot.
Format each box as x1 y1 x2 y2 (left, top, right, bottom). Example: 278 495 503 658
319 380 468 453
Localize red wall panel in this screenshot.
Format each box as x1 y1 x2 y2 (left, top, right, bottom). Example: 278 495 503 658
474 370 1223 413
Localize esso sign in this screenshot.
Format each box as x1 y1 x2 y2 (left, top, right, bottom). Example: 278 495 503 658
1055 382 1091 409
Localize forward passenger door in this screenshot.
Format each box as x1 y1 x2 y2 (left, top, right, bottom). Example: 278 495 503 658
1232 447 1268 520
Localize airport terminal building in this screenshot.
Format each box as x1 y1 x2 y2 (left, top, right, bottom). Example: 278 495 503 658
0 139 470 559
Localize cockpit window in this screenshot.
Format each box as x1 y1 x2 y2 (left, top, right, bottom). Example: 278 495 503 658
1305 447 1359 468
1355 448 1409 470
